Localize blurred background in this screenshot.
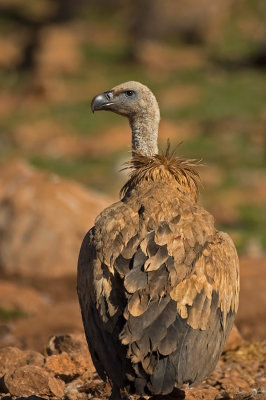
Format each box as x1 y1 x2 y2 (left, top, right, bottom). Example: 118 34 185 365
0 0 265 351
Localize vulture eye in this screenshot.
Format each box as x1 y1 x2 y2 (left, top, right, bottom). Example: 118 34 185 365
125 90 135 97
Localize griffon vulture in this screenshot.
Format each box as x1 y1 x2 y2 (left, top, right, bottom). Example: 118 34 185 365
77 81 239 399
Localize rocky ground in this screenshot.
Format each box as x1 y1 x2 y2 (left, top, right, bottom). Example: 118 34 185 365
0 333 265 400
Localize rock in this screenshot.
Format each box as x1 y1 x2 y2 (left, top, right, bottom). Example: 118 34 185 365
46 334 95 374
45 352 82 382
4 365 65 398
224 324 243 352
0 160 112 278
230 376 251 391
46 333 88 356
220 379 239 398
184 387 218 400
22 350 45 369
0 346 44 377
0 347 24 376
65 379 88 400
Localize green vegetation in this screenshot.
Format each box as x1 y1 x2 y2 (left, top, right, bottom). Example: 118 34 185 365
0 308 28 322
220 204 266 253
0 3 265 254
164 69 266 121
29 153 125 193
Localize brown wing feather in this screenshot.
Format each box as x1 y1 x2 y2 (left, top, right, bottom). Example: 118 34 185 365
170 231 239 330
77 225 129 388
77 179 239 395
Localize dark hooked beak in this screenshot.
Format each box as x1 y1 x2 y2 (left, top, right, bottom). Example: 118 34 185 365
91 90 114 113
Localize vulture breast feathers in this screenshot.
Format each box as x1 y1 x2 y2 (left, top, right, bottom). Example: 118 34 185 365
77 150 239 396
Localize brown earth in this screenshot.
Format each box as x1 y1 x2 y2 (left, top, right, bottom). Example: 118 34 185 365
11 120 87 158
36 25 83 76
136 41 207 77
236 257 266 341
9 118 199 160
0 254 264 353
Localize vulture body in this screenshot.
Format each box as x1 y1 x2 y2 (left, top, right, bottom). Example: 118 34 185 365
77 82 239 399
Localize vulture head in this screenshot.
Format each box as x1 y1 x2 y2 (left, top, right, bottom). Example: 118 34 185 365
91 81 159 119
91 81 160 156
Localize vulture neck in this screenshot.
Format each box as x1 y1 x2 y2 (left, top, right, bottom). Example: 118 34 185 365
129 110 160 157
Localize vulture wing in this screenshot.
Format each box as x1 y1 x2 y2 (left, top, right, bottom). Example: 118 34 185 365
77 185 239 395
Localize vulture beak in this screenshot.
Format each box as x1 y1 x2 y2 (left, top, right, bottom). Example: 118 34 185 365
91 91 114 113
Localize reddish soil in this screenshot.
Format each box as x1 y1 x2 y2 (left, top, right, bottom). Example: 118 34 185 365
0 254 265 399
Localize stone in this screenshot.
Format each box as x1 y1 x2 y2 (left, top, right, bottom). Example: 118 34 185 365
4 365 65 398
0 347 23 376
0 347 44 377
65 379 89 400
46 333 88 356
46 334 95 374
184 387 218 400
22 350 45 369
45 352 81 382
0 160 112 278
